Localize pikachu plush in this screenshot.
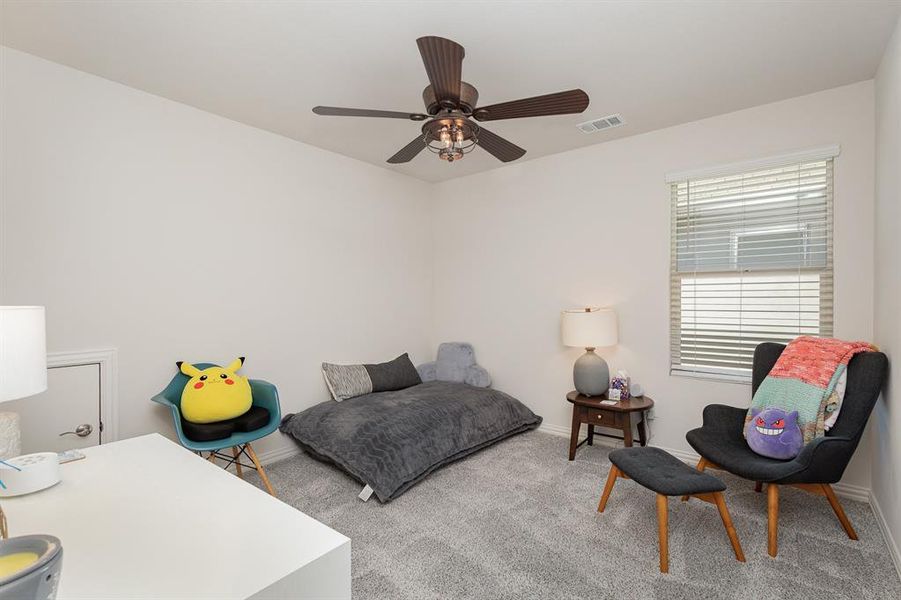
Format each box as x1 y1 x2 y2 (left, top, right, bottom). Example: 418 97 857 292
176 358 252 424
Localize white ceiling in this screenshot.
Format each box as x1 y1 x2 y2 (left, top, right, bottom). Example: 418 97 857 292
2 1 899 183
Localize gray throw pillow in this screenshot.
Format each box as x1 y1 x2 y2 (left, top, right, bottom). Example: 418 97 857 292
417 343 492 388
365 353 422 392
322 353 421 401
321 363 371 401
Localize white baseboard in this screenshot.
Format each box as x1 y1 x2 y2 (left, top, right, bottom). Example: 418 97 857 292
870 490 901 580
256 443 301 466
830 482 872 503
537 423 869 501
539 422 579 439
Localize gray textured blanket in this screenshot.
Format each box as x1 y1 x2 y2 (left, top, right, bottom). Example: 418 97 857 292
279 381 542 502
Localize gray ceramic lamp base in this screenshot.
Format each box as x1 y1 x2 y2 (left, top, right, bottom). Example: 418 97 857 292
573 348 609 397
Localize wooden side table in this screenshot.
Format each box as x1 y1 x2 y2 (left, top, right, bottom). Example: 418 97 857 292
566 391 654 460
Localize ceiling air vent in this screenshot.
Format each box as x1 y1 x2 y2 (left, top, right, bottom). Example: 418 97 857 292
577 114 625 134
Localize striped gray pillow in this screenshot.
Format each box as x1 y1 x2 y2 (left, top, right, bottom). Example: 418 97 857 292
321 363 372 401
322 353 421 401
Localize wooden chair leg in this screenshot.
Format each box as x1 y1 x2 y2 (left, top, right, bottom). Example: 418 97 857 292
712 492 745 562
767 483 779 557
207 451 217 463
245 442 276 497
656 494 669 573
597 465 620 513
232 446 244 479
755 481 763 493
822 484 858 540
682 457 709 502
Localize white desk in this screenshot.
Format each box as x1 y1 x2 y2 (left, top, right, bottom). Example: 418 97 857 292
3 434 351 599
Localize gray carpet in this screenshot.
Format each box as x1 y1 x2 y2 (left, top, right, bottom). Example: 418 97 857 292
251 431 901 599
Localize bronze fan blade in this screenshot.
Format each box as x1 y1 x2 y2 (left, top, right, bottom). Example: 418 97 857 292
472 89 589 122
475 126 526 162
416 36 464 107
313 106 428 121
387 136 427 164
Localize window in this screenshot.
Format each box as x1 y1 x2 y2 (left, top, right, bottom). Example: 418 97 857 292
669 152 835 382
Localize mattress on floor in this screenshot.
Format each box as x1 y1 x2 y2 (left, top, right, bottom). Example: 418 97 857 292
279 381 541 502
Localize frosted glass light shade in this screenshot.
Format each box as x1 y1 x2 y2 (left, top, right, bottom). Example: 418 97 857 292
561 307 618 349
0 306 47 402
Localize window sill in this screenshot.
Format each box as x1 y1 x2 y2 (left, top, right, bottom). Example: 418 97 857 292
670 368 751 385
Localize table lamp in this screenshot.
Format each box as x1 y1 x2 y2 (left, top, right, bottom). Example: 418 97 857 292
0 306 48 538
561 307 618 396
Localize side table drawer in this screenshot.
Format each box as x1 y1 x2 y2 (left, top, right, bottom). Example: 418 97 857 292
586 408 620 427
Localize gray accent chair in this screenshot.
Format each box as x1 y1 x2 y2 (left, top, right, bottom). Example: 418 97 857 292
417 342 492 388
685 342 888 557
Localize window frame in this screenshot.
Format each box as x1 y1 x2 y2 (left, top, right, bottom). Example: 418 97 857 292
667 147 838 384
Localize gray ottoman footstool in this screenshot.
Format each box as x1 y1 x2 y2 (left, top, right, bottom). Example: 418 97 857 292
597 447 745 573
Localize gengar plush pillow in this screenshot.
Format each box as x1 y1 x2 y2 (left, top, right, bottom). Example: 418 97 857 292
744 407 803 460
177 357 253 423
322 353 421 401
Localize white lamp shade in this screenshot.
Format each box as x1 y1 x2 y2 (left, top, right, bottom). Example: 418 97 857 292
561 307 618 349
0 306 48 402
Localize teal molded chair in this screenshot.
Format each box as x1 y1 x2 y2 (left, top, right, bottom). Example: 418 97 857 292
151 363 281 496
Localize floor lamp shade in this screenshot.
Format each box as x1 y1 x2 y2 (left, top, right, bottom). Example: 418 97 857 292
0 306 48 402
561 308 618 396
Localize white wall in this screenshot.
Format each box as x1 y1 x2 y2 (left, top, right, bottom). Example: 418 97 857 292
0 46 885 496
0 47 434 457
873 15 901 564
431 81 876 490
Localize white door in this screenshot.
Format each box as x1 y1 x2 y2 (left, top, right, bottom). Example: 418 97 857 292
3 364 101 453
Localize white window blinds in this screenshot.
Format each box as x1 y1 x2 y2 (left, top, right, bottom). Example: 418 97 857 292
670 156 834 381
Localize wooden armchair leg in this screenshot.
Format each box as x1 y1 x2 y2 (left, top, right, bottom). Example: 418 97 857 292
597 465 620 513
245 442 276 497
656 494 669 573
767 483 779 557
682 457 709 502
822 484 858 540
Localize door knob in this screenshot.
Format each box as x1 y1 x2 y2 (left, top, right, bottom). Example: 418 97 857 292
59 424 93 438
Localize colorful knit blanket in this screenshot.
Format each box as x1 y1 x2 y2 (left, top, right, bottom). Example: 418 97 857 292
745 336 875 447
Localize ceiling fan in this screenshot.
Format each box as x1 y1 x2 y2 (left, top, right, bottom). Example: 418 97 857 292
312 36 589 165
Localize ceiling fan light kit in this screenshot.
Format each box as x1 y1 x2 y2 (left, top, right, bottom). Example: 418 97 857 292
312 36 590 165
424 116 478 162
